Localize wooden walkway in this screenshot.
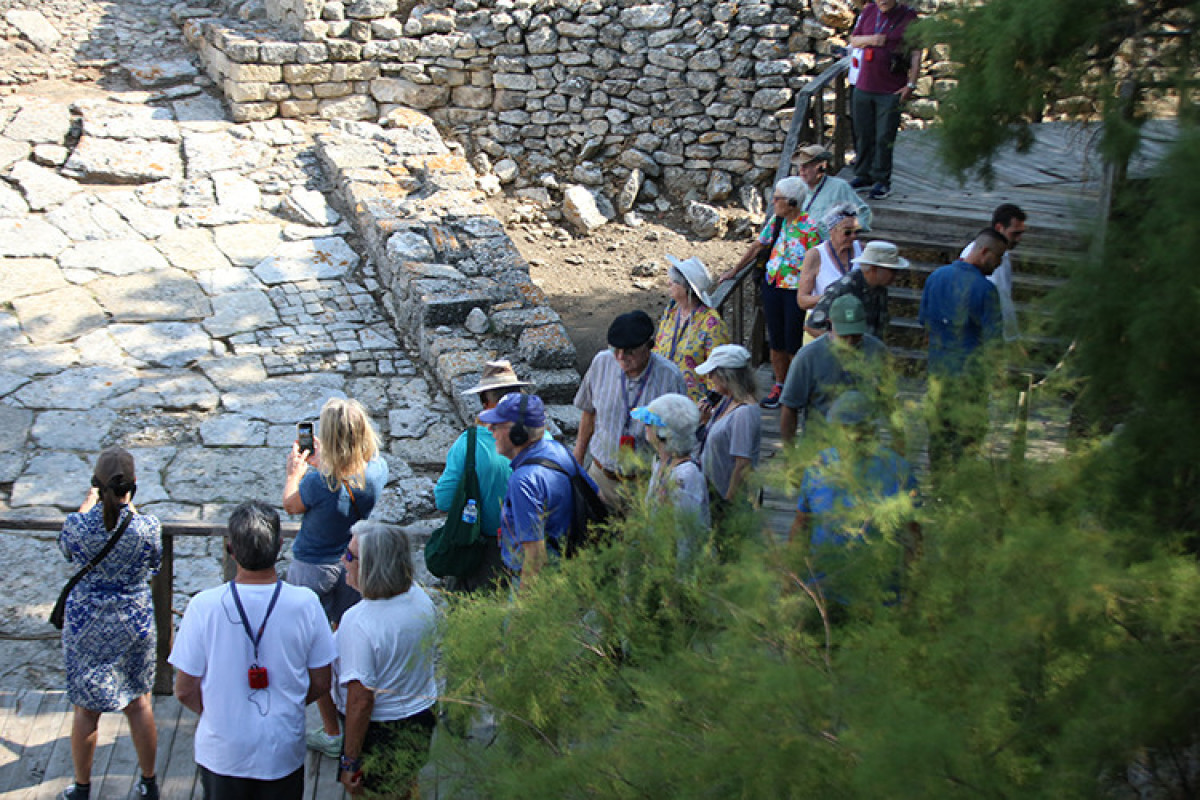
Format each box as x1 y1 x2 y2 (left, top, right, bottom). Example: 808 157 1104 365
0 691 347 800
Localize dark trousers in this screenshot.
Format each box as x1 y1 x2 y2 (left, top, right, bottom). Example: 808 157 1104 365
200 765 303 800
852 88 902 186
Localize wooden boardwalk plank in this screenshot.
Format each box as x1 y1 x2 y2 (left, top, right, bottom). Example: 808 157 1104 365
95 711 137 800
20 690 71 800
158 697 198 800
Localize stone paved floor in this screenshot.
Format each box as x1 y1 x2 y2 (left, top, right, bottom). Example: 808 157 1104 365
0 1 461 690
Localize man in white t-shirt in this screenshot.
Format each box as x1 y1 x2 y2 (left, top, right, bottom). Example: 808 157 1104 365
171 501 336 799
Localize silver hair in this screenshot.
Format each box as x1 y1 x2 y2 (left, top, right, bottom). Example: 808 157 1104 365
774 176 807 203
821 203 858 232
645 393 700 456
227 500 281 571
353 520 414 600
710 364 758 404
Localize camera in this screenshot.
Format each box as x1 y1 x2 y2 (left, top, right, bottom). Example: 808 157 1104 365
248 665 269 689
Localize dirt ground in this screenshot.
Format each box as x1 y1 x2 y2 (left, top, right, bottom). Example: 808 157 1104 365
487 195 753 372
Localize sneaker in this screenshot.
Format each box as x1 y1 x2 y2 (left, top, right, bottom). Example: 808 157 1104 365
849 175 872 190
760 383 783 409
59 786 88 800
306 727 343 758
868 183 892 200
135 777 159 800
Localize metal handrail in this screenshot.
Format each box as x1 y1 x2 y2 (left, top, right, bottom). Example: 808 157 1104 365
5 517 300 695
716 56 853 362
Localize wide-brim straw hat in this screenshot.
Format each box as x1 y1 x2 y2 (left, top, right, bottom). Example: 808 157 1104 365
461 359 531 395
851 240 911 270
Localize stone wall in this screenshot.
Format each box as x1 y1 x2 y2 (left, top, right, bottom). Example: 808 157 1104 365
184 0 865 204
312 109 581 429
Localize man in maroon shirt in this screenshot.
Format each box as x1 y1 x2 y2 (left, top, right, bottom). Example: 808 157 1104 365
848 0 922 200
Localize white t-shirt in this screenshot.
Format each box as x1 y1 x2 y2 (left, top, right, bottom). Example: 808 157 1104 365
332 585 438 722
169 581 336 780
960 242 1018 341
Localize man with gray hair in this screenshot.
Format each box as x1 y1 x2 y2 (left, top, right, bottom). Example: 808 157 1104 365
171 501 336 799
806 240 910 339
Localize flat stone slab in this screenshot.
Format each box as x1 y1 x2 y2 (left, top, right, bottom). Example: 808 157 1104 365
203 290 280 338
126 59 201 89
182 130 272 178
62 137 184 184
0 136 30 172
172 95 228 124
106 370 220 410
101 191 180 240
253 237 359 284
0 218 70 257
4 9 60 51
155 228 232 273
8 161 82 211
109 322 212 368
9 453 93 508
11 287 107 344
199 414 268 446
0 405 34 451
221 373 346 423
0 181 29 217
0 343 78 377
280 187 340 226
389 421 460 469
213 223 284 267
0 258 68 304
193 266 264 296
125 446 175 505
78 104 181 142
59 240 170 275
3 101 72 145
198 354 267 391
31 408 119 450
165 446 280 505
46 193 141 241
13 365 141 409
91 269 211 322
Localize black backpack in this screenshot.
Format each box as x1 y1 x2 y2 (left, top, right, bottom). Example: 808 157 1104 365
521 450 610 557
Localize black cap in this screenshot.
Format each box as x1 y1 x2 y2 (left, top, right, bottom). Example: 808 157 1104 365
607 310 655 349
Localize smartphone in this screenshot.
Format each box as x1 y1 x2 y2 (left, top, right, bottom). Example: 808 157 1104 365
297 422 314 453
706 390 722 406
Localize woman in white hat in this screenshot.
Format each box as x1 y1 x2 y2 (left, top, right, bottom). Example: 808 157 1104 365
653 255 729 403
695 345 762 518
631 393 710 528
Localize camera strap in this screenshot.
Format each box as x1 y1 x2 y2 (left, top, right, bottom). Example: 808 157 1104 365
229 580 283 665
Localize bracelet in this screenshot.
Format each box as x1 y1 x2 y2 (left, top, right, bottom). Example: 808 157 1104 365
339 755 362 773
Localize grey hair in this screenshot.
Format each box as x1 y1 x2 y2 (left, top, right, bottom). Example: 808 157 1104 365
645 393 700 456
710 364 758 404
228 500 281 571
354 520 414 600
668 266 700 304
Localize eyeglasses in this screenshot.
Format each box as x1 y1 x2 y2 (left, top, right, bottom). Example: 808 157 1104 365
842 228 861 237
343 548 357 563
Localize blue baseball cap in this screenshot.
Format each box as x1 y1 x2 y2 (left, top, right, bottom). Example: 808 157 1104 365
478 392 545 428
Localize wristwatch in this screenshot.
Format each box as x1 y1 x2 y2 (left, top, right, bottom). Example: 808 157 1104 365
339 755 362 774
906 81 917 90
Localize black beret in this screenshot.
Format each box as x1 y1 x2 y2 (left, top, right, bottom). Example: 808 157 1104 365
607 310 655 349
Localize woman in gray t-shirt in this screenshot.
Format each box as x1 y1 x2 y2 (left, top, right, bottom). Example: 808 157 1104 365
696 345 762 502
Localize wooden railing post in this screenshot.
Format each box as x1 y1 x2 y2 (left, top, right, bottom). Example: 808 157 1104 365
152 533 174 695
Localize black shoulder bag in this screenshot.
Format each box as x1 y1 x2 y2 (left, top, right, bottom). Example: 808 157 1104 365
50 511 133 630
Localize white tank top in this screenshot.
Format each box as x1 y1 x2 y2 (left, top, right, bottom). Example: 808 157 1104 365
815 240 864 295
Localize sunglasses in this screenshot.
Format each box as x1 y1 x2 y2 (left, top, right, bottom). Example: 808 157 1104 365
841 228 861 236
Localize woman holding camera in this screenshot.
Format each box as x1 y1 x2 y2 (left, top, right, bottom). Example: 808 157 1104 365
58 447 161 800
283 396 388 757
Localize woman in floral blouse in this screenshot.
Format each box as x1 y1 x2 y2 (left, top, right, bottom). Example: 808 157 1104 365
720 176 821 409
654 255 729 402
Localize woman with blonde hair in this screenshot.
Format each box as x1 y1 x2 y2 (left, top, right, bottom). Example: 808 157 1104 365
283 397 388 757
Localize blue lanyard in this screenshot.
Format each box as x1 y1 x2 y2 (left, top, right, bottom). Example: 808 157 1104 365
803 176 826 214
229 580 282 664
621 358 654 434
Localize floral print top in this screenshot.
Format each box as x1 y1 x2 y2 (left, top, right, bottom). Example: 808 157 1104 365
653 301 730 402
759 213 821 290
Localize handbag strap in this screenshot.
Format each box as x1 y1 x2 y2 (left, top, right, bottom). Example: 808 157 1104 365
62 510 133 595
464 425 477 479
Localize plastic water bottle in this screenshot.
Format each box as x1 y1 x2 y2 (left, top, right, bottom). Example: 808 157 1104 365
462 499 478 525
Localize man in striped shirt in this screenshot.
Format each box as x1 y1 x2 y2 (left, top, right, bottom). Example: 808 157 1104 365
574 310 687 507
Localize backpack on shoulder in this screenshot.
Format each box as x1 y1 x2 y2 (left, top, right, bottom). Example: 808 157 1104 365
424 427 487 579
524 449 610 557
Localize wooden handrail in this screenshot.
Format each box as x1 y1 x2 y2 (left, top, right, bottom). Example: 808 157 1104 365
4 517 300 695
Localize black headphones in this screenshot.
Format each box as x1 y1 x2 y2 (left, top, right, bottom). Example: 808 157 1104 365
509 393 530 447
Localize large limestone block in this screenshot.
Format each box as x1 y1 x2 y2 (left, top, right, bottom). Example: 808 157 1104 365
62 137 183 184
5 9 60 51
221 373 346 423
108 322 213 368
203 290 280 337
253 237 359 284
11 287 106 344
59 240 170 276
562 184 608 235
91 269 211 322
4 101 72 145
0 258 68 304
14 365 141 410
8 161 81 211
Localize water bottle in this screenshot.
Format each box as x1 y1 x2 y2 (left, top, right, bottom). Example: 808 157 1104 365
461 499 478 525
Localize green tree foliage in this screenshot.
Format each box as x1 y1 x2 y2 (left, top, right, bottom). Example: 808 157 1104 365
914 0 1199 178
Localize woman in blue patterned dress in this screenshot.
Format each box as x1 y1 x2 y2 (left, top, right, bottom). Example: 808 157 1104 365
57 447 161 800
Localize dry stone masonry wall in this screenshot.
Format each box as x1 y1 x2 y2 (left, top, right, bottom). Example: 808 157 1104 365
186 0 862 203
